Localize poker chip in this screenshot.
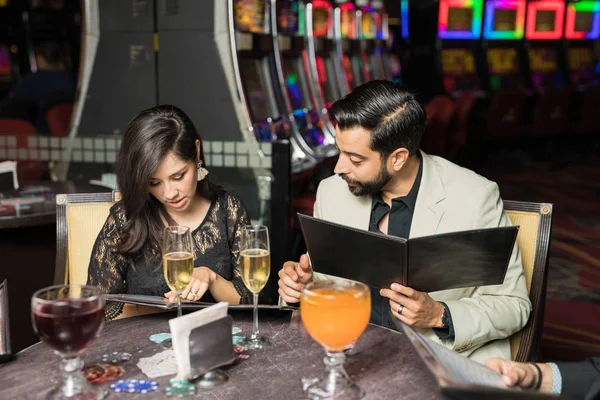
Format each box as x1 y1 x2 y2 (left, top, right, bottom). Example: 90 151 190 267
82 363 125 384
231 327 242 335
110 379 159 393
165 378 196 397
233 346 250 361
101 351 133 364
232 336 245 345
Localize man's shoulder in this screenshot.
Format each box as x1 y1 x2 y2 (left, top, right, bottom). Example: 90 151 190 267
317 174 348 193
425 153 495 192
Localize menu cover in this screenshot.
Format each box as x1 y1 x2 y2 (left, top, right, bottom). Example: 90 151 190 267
400 323 565 399
0 280 10 358
297 214 519 292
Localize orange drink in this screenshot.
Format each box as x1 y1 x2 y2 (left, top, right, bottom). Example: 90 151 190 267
301 287 371 352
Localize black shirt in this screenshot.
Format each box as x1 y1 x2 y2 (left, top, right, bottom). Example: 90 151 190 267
367 155 454 339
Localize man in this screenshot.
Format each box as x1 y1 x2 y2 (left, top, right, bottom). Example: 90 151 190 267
278 80 531 363
486 357 600 400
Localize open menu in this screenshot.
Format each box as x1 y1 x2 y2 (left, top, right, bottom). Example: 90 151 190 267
297 214 519 292
401 323 564 399
104 294 297 311
0 280 10 362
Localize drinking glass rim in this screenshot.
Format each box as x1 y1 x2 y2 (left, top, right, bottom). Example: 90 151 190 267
302 279 370 299
165 225 192 234
243 224 268 231
32 284 104 304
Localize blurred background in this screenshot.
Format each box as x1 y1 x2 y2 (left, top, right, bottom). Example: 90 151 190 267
0 0 598 362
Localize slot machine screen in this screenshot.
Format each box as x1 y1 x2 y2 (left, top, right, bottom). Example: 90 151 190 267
447 7 473 31
234 0 269 34
361 12 375 38
568 47 597 84
535 10 556 32
441 49 478 93
487 48 520 89
575 11 593 33
528 48 561 88
281 58 305 110
239 58 271 122
277 0 298 34
313 7 329 36
494 9 517 31
340 7 354 37
0 47 11 78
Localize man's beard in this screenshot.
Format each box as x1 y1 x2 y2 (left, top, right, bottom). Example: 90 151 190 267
339 164 392 197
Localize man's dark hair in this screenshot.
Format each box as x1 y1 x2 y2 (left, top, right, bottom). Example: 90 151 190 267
330 80 426 157
34 41 65 66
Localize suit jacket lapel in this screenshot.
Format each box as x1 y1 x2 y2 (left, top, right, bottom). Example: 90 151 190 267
410 152 446 238
340 187 372 231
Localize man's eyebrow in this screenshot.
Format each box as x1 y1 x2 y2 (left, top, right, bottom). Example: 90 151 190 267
343 151 367 160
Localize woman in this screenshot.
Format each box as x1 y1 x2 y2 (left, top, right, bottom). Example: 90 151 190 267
87 105 252 319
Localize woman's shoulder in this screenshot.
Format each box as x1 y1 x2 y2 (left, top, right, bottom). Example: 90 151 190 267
108 201 127 226
218 191 247 210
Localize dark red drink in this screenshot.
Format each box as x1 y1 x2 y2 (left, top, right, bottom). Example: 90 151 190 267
33 299 104 356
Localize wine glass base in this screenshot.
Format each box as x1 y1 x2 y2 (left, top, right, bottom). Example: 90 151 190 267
236 335 273 350
191 369 229 389
302 376 364 400
44 386 105 400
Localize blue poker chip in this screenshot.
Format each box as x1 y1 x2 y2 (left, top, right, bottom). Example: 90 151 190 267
110 379 159 393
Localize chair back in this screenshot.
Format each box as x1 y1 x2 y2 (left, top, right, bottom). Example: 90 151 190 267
55 192 120 286
46 104 73 137
529 87 570 138
487 87 526 141
422 95 455 157
0 118 43 184
447 90 476 161
504 200 553 362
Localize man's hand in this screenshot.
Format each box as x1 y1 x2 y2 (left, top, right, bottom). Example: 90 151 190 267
277 254 313 304
380 283 445 329
485 358 552 392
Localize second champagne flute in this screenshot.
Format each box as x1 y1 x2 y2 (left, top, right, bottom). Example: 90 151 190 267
163 226 194 317
238 225 272 349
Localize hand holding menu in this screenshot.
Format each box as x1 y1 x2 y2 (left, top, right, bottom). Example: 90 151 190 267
400 323 565 399
297 214 519 292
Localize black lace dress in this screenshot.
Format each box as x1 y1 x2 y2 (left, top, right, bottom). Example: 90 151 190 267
86 192 253 319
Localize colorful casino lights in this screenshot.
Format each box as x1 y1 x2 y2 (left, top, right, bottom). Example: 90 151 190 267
438 0 483 40
565 1 600 39
483 0 526 40
525 0 565 40
401 0 409 39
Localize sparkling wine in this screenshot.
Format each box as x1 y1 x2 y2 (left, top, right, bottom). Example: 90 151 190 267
163 251 194 294
33 299 104 356
240 248 271 293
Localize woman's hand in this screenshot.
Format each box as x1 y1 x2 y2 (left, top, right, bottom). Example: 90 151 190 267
164 267 217 303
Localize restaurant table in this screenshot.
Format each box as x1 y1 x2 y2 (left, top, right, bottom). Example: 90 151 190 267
0 181 111 353
0 309 443 399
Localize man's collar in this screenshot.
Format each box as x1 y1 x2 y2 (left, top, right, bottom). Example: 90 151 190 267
372 152 423 212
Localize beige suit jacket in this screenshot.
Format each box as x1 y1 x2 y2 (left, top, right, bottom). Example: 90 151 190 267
310 151 531 364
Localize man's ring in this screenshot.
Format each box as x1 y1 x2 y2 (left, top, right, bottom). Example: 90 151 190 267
397 305 404 315
190 291 198 297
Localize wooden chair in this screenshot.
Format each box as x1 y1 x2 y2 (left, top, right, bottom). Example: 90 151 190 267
505 200 553 362
55 191 165 319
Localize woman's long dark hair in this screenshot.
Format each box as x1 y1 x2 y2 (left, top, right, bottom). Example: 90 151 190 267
116 104 223 256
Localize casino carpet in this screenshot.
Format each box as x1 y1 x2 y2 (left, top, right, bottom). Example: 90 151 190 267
474 151 600 362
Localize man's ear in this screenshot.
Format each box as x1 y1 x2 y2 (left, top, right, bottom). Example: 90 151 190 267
389 148 410 171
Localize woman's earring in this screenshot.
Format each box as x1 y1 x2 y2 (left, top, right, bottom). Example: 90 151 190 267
197 161 209 181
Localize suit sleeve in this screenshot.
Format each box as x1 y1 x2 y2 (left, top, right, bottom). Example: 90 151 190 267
554 358 600 400
442 182 532 352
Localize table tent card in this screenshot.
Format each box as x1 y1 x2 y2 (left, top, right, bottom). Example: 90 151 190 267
400 323 566 399
0 280 11 363
0 161 18 191
169 302 235 381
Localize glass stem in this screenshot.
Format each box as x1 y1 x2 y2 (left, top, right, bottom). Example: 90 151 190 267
59 356 87 397
324 351 350 388
177 293 182 318
251 293 259 340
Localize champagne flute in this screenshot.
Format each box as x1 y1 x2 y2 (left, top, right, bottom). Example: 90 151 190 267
238 225 273 350
31 285 105 400
300 279 371 399
163 226 194 318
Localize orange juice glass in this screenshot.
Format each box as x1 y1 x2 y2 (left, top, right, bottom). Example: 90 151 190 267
300 279 371 399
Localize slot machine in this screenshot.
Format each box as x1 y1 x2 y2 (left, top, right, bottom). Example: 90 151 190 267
333 0 363 94
562 0 600 88
524 0 567 90
0 1 26 99
275 0 337 157
437 0 486 98
355 0 378 83
370 0 392 81
523 0 571 138
483 0 528 91
234 0 318 172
